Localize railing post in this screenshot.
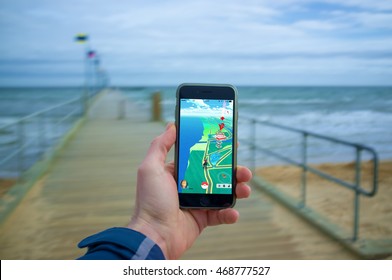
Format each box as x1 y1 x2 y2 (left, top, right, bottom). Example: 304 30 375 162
0 98 84 178
56 114 60 142
251 118 257 174
17 120 25 176
38 115 45 157
300 132 308 208
118 99 126 120
353 148 362 241
83 89 88 116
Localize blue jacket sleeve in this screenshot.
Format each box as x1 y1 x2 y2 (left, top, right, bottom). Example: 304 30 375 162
77 227 165 260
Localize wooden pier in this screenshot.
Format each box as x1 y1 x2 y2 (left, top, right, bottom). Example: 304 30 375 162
0 90 358 259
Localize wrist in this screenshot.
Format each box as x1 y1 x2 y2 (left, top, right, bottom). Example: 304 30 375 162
127 217 170 259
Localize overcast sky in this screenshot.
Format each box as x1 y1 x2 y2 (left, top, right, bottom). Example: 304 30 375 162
1 0 392 86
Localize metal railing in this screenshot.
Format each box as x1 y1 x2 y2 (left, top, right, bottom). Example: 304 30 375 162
0 96 83 178
240 116 379 242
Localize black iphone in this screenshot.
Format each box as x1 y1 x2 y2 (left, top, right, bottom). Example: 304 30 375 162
175 83 238 209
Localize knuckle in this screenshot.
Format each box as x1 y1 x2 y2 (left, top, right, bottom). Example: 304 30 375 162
137 162 148 177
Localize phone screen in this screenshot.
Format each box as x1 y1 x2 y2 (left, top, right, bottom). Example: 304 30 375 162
177 98 234 195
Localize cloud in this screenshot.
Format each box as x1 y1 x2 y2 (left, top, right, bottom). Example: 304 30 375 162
192 99 210 109
0 0 391 86
349 11 392 29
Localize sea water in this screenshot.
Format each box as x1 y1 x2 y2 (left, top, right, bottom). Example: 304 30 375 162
0 87 83 177
122 86 392 166
1 86 391 176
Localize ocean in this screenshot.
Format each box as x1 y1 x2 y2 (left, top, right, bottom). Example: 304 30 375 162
0 87 83 177
121 86 392 166
1 86 391 177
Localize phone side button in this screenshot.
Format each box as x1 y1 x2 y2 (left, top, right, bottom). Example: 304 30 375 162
200 196 210 207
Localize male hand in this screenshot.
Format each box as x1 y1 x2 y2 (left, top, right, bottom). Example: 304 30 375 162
128 123 252 259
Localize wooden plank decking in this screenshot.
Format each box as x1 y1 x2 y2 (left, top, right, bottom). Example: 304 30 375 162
0 90 357 260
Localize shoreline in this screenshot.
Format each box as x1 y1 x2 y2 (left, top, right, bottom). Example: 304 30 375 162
255 160 392 240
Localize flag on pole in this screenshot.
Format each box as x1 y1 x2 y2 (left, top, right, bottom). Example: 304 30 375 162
75 33 88 43
87 50 96 59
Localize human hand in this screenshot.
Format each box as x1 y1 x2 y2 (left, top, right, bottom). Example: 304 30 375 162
128 123 252 259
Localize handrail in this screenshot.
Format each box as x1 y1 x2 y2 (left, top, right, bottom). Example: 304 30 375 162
0 96 81 131
0 96 84 177
252 119 379 159
240 116 379 241
0 83 106 179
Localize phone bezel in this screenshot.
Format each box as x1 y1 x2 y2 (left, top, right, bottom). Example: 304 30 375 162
175 83 238 209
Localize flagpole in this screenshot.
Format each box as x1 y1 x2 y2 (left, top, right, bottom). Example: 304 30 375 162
84 43 89 115
74 33 89 116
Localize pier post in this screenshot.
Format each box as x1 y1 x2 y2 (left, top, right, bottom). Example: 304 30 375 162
118 99 126 120
151 92 162 122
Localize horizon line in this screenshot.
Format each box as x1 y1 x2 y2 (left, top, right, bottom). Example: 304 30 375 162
1 84 392 88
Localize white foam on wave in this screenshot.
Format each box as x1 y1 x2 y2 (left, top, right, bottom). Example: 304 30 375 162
238 109 392 164
152 87 392 164
239 98 329 105
242 110 392 128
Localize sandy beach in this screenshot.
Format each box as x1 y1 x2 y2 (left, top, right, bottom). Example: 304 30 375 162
256 161 392 240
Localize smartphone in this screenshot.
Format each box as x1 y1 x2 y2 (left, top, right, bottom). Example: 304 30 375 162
175 83 238 209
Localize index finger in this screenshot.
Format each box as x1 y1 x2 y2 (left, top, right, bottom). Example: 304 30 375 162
236 165 252 183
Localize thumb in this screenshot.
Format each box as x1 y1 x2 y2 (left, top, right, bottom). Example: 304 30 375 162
144 123 176 165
